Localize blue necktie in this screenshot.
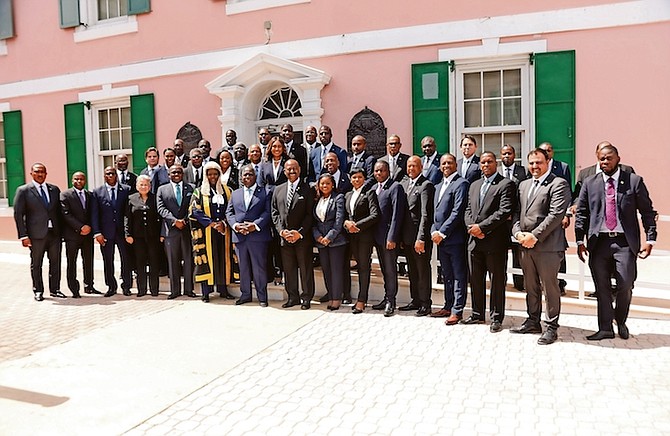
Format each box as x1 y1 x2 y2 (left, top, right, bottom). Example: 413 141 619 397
40 185 49 206
175 184 182 205
111 187 116 207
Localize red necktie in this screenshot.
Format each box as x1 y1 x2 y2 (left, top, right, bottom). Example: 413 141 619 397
605 177 616 230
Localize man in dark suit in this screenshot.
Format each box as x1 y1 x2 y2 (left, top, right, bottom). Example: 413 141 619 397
575 145 656 341
140 146 170 194
309 125 347 183
256 128 272 161
247 144 265 187
430 154 469 325
370 160 406 316
281 124 308 179
303 125 320 182
457 135 481 183
232 142 249 172
511 148 571 345
198 139 213 164
157 165 195 299
271 160 315 310
348 135 377 190
60 171 99 298
463 152 515 332
173 138 189 167
91 166 132 297
420 136 442 185
226 165 273 306
115 153 137 194
183 147 205 187
378 134 409 183
398 156 435 316
323 152 352 194
13 163 65 301
225 129 238 150
500 144 528 292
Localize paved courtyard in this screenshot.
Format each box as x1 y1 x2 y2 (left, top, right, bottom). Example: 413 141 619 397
0 240 669 435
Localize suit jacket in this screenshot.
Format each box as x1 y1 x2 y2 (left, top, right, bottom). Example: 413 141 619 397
458 154 481 184
183 163 205 187
309 143 348 182
373 179 406 246
431 175 469 246
91 184 130 240
156 182 194 238
140 165 170 194
225 185 273 244
60 188 93 241
512 173 571 252
344 189 380 243
260 159 288 187
285 141 308 180
400 175 435 245
14 182 62 240
348 151 377 188
500 163 528 186
572 163 635 205
549 159 572 189
422 153 442 185
312 193 347 248
124 192 161 240
332 171 353 194
118 170 138 194
464 173 515 252
271 181 314 246
222 166 239 191
175 153 189 168
574 171 656 254
378 153 409 183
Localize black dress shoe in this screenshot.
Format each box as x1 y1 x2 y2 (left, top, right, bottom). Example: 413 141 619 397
223 293 236 300
537 329 558 345
415 306 431 317
137 292 146 297
618 323 629 340
282 300 300 308
342 298 352 305
151 292 159 297
122 290 132 296
34 292 44 302
399 303 421 312
586 330 615 341
84 287 103 295
371 300 387 311
202 294 210 303
184 292 197 298
71 291 82 298
236 298 252 305
104 289 117 297
383 302 395 317
490 321 503 333
50 291 67 298
318 294 330 303
259 301 268 307
460 315 485 325
167 294 179 300
301 301 311 310
510 322 542 334
328 305 340 311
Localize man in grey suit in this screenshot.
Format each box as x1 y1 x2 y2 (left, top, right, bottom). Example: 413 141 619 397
511 148 571 345
157 165 195 299
13 163 65 301
575 145 656 341
457 135 481 183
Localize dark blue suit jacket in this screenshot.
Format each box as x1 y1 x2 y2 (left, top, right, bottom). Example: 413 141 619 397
312 193 347 248
422 153 442 185
140 165 170 194
373 179 406 246
431 175 469 246
91 183 130 241
309 144 348 183
14 182 62 240
457 155 481 184
225 185 272 244
574 171 656 254
549 159 572 193
348 151 377 190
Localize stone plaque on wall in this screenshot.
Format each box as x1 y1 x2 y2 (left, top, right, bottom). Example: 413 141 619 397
176 122 203 154
346 107 387 158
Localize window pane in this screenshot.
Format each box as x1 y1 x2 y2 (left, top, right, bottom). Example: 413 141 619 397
100 131 110 151
99 110 109 129
98 0 108 20
503 132 522 152
103 155 114 169
111 130 121 149
503 98 521 125
464 73 480 99
483 71 501 98
464 101 481 128
121 107 131 127
483 100 501 127
121 129 131 149
109 0 119 18
483 134 502 154
503 69 521 97
120 0 128 15
109 108 120 128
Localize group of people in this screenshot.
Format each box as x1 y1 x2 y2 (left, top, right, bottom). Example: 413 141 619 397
14 124 657 345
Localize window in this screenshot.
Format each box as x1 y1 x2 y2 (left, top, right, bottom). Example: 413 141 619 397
455 59 530 164
259 87 302 120
225 0 310 15
97 0 128 21
0 117 7 202
95 104 133 174
59 0 150 42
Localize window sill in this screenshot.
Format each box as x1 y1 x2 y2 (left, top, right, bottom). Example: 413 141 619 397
225 0 310 15
0 40 7 56
73 16 138 43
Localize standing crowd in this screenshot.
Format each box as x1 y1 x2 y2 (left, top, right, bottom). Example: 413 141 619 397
14 124 657 345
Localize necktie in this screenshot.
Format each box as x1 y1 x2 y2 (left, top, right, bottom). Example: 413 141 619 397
528 180 539 200
479 179 490 205
389 156 395 175
605 177 617 230
376 182 383 195
505 167 512 180
462 160 469 177
79 191 86 208
286 183 295 208
175 184 182 205
110 187 116 206
245 187 253 210
40 185 49 206
254 164 259 180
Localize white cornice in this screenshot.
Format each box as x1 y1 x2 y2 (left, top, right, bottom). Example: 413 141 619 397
0 0 668 99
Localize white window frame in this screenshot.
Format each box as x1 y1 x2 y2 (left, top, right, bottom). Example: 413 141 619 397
0 40 7 56
454 56 531 161
225 0 310 15
73 0 138 43
0 102 9 207
79 85 138 188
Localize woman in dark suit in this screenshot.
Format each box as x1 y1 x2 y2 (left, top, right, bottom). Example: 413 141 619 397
344 168 380 313
313 173 347 310
125 175 162 296
216 148 239 191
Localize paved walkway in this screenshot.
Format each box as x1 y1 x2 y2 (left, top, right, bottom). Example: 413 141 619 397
0 240 669 435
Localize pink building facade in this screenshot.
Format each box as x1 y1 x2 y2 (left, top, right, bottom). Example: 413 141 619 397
1 0 668 243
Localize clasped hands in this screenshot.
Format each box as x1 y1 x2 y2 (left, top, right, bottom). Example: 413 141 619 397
515 231 538 249
281 229 302 244
234 222 256 235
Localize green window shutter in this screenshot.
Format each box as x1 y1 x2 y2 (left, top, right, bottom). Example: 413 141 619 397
128 0 151 15
59 0 80 29
130 93 155 174
412 61 450 155
64 103 87 183
3 110 25 206
0 0 14 40
535 50 575 185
